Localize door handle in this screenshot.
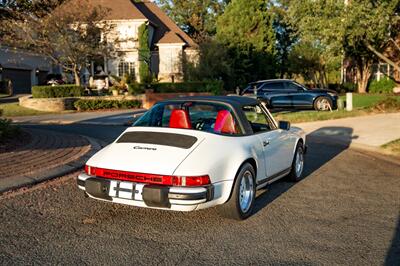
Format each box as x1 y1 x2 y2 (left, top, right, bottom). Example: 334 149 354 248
263 140 270 147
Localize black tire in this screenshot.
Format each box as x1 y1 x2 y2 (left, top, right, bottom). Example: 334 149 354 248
314 96 332 111
218 163 256 220
287 142 305 182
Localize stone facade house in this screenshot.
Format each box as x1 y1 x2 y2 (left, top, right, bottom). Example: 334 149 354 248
86 0 198 83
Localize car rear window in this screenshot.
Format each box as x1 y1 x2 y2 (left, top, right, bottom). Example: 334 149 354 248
117 132 198 149
133 102 242 135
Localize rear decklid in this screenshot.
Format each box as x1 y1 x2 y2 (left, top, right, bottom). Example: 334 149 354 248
86 127 206 175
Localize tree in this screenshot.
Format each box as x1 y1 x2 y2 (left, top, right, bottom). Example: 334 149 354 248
342 1 400 75
287 0 400 93
138 23 152 84
1 0 113 86
216 0 277 88
183 39 233 84
272 3 298 78
155 0 227 42
0 0 65 19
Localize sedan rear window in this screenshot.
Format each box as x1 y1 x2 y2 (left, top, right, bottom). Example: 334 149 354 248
133 102 242 135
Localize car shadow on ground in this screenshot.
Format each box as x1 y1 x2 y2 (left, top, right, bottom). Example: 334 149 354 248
385 214 400 265
252 126 355 215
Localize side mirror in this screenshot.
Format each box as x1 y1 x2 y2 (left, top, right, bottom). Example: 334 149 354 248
278 121 291 131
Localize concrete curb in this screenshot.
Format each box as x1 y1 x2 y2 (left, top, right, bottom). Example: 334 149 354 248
0 135 105 194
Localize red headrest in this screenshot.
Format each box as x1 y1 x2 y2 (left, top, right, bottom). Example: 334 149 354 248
214 110 236 134
169 109 192 129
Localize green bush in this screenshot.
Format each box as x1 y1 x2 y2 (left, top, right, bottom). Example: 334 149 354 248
74 99 142 111
128 83 146 95
339 82 357 93
0 118 20 142
368 78 396 94
149 81 223 94
32 84 84 98
127 81 223 95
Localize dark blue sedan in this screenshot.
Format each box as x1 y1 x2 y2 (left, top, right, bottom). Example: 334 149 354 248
241 79 338 111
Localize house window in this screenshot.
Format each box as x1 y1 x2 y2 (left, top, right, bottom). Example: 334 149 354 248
118 61 135 77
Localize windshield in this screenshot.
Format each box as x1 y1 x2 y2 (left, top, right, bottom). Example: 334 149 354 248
133 101 242 135
242 83 264 94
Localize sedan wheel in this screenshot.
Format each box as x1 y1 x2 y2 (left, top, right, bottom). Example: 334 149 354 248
218 163 256 220
314 97 332 111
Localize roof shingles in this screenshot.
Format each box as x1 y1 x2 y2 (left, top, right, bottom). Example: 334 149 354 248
80 0 197 48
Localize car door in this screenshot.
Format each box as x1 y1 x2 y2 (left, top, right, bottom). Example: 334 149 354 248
261 82 291 108
286 82 313 108
242 104 293 181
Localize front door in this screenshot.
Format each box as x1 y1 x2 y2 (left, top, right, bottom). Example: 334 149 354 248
242 104 292 180
260 129 293 177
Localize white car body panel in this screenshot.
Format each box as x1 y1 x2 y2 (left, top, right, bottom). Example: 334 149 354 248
80 97 307 212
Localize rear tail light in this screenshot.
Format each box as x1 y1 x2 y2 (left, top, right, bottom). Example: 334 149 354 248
84 165 210 187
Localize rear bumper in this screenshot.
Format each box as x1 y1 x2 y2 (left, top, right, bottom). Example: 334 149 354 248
77 173 214 211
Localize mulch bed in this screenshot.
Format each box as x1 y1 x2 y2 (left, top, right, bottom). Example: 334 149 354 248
0 130 32 153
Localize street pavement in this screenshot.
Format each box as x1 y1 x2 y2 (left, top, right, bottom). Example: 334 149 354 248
0 111 399 264
0 94 29 104
10 109 146 126
296 112 400 147
0 135 399 265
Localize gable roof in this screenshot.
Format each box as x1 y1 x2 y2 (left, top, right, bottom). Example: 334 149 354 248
134 1 197 48
79 0 197 48
157 31 185 45
85 0 147 20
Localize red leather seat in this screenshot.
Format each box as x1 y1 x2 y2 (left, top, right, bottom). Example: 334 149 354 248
169 109 192 129
214 110 236 134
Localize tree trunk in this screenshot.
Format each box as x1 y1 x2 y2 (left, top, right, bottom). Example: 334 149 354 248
73 65 81 86
355 58 372 93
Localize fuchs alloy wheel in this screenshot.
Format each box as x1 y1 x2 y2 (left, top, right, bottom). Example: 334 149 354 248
218 163 256 220
314 97 332 111
287 143 305 182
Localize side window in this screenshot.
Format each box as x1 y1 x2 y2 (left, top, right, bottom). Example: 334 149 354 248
262 82 284 91
285 82 302 91
243 104 276 133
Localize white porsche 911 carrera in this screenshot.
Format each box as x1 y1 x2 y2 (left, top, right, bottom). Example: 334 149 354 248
78 96 306 220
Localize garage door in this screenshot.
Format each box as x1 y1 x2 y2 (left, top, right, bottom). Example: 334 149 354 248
2 68 32 94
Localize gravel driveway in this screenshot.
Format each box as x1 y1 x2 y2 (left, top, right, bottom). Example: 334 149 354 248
0 138 399 265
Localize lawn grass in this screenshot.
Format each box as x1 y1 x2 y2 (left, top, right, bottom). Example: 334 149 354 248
382 139 400 156
0 103 52 117
339 94 398 109
273 109 371 123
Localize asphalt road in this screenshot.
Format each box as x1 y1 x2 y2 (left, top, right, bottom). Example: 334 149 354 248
0 125 399 265
23 124 128 143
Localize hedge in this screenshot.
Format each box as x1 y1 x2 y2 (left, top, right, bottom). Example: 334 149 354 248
368 78 396 94
74 99 142 111
128 81 224 95
32 84 84 98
